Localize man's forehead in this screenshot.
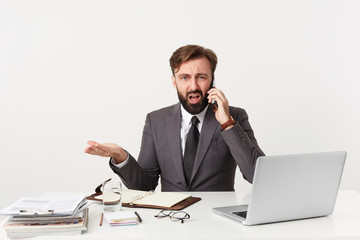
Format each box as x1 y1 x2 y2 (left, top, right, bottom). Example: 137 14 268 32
175 57 211 75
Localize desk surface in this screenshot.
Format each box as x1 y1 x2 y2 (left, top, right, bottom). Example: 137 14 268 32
1 190 360 240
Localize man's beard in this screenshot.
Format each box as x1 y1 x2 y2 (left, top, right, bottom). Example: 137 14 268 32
177 89 209 115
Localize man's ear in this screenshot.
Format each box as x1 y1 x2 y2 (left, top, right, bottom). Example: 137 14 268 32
171 75 177 89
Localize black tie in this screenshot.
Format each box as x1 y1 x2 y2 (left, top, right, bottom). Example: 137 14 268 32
183 116 200 184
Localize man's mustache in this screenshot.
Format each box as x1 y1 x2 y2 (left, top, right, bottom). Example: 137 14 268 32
186 90 203 98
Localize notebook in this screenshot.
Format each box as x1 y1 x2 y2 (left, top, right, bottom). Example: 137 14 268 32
88 188 201 210
120 189 192 208
213 151 346 225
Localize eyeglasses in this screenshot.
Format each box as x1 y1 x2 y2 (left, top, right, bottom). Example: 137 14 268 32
154 210 190 223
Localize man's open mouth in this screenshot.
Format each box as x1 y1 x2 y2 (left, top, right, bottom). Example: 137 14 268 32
188 93 201 104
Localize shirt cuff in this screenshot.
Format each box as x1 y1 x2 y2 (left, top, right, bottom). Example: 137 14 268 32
110 152 129 168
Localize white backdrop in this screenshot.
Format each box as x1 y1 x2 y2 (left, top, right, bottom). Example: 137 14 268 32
1 0 359 210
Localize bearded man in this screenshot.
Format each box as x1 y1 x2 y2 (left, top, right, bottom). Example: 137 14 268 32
85 44 264 191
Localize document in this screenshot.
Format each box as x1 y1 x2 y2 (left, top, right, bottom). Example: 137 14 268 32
0 195 86 216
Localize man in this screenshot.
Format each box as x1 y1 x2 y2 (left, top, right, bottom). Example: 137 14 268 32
85 44 264 191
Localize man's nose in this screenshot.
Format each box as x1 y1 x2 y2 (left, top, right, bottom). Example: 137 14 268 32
189 77 199 90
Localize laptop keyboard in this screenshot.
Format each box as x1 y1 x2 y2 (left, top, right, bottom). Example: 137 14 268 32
232 211 247 219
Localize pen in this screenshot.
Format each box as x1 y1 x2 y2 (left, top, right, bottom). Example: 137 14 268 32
134 211 142 223
99 213 104 226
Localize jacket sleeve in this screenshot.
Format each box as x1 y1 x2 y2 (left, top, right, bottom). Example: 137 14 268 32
221 108 265 183
109 113 160 191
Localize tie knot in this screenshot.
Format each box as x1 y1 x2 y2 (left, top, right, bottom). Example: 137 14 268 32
191 116 199 126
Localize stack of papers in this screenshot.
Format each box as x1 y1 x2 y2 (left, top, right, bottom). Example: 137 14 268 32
103 211 138 226
0 195 87 216
0 195 89 238
3 208 89 238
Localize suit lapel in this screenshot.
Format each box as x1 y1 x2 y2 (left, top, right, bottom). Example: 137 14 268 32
166 103 187 185
190 107 218 183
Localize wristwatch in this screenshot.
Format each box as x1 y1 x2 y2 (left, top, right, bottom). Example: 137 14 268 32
221 116 236 130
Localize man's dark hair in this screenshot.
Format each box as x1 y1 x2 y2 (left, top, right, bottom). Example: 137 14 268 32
169 44 218 77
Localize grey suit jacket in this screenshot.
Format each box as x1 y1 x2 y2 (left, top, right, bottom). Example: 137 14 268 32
110 103 264 191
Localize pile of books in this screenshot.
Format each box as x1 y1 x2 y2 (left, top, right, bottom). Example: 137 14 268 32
1 194 89 238
3 208 89 238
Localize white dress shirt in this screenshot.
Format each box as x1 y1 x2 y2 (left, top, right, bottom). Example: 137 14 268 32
180 105 207 156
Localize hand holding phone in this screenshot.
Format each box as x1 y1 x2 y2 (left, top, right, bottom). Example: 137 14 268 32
207 87 231 124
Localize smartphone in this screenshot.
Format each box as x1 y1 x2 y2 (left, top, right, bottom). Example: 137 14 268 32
210 76 218 108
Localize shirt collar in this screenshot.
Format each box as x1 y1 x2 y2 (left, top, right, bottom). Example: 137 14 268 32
180 104 208 126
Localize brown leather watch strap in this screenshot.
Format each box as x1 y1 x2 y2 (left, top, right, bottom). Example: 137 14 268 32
221 116 236 130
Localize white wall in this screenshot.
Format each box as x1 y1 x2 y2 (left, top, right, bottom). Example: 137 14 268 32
1 0 359 210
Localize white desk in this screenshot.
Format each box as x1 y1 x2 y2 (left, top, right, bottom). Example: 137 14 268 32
1 190 360 239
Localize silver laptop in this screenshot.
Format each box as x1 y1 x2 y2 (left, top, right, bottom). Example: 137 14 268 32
213 151 346 225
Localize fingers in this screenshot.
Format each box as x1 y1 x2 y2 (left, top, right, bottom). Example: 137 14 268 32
87 140 97 145
207 88 229 113
84 146 99 155
84 140 109 157
207 88 231 124
85 141 127 162
207 88 228 105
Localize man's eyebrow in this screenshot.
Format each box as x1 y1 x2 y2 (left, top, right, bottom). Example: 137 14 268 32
196 73 209 76
178 73 191 77
177 73 209 78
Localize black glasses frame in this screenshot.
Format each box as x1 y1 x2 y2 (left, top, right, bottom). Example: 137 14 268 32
154 210 190 223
